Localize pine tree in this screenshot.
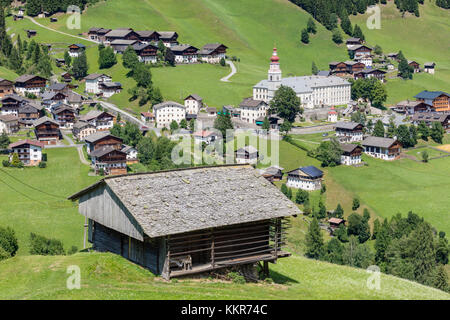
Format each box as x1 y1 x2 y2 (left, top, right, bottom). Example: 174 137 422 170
306 17 317 34
32 44 41 65
410 223 436 285
301 28 309 44
72 52 89 80
99 46 117 69
281 183 288 196
430 122 444 144
353 24 365 41
417 121 430 141
64 50 72 66
305 218 325 260
352 197 360 211
311 61 318 75
123 45 139 70
295 189 309 204
332 28 343 44
262 116 270 131
373 120 385 137
340 9 353 36
433 265 449 292
0 132 10 149
287 188 293 200
334 203 344 219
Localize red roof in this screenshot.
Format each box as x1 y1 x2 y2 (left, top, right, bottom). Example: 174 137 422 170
9 139 44 149
270 47 279 63
140 112 154 118
328 218 344 224
193 130 215 138
328 107 337 115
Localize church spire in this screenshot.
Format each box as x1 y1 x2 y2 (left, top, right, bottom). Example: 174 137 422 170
268 47 282 86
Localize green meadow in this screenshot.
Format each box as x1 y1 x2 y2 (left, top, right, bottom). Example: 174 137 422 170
351 1 450 105
0 252 448 299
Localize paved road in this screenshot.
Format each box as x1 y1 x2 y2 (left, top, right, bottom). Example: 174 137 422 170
25 16 99 44
220 60 237 82
98 101 161 137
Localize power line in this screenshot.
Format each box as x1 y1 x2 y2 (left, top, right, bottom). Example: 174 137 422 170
0 176 49 205
0 168 67 199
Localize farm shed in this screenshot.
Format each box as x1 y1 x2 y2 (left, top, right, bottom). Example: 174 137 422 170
69 165 300 279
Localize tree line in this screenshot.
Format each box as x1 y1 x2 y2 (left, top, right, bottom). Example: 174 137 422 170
25 0 102 16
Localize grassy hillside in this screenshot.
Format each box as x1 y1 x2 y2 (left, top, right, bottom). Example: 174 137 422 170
0 252 448 299
0 148 99 255
351 1 450 105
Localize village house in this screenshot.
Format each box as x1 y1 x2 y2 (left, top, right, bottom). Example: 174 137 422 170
0 114 19 134
348 45 372 60
33 116 61 145
48 82 70 95
346 37 363 49
0 78 14 98
221 105 241 119
387 52 399 61
84 131 123 155
79 110 115 131
255 114 283 130
355 54 373 68
14 75 47 96
68 44 86 58
61 72 73 83
51 105 76 129
140 112 155 123
424 62 436 74
414 91 450 113
42 90 68 109
198 43 228 64
72 121 97 141
184 94 203 115
88 27 112 43
393 100 433 115
361 136 402 161
353 69 386 82
158 31 179 47
121 145 139 165
286 166 324 191
84 73 112 95
193 130 219 145
254 48 351 109
328 218 345 233
132 43 158 64
408 60 421 73
68 165 298 279
335 121 364 142
238 98 268 124
340 143 363 166
411 113 450 132
90 146 128 175
110 39 140 54
17 103 44 127
170 45 199 64
66 91 84 110
235 146 259 164
104 28 140 44
261 166 284 182
328 107 338 122
205 107 217 117
0 94 28 115
8 139 44 166
153 101 186 128
135 30 160 43
99 81 122 98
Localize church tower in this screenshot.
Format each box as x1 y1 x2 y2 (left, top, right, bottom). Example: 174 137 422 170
267 47 282 97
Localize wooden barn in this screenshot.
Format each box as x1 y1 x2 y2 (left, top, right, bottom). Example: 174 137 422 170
68 165 300 279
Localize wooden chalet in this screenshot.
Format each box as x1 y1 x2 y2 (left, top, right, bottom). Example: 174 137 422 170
362 136 401 161
235 146 259 164
198 43 228 64
135 30 160 43
157 31 179 47
104 28 140 43
0 94 27 115
18 103 44 127
424 62 436 74
72 121 96 141
33 116 61 145
8 139 44 166
346 37 363 48
348 45 372 59
340 143 363 166
408 60 420 73
68 165 299 279
411 113 450 132
328 218 345 232
84 131 123 154
88 28 112 43
0 78 15 98
353 69 386 82
68 43 86 57
393 100 432 115
414 91 450 113
132 43 158 64
79 110 115 131
14 74 47 96
329 61 365 77
170 45 199 64
51 105 76 128
334 121 364 142
61 72 73 83
261 166 284 182
89 146 127 175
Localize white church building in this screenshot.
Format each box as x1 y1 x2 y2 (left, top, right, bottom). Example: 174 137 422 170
253 48 351 109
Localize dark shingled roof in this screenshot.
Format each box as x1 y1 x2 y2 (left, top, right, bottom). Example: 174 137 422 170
414 90 449 100
340 143 362 153
33 116 59 127
362 136 398 148
68 165 301 238
84 131 120 143
334 121 362 130
239 98 266 108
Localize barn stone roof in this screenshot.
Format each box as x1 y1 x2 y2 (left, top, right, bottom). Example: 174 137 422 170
69 165 301 238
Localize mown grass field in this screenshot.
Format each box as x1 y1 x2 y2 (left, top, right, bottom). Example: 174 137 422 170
351 1 450 105
0 148 99 255
0 252 448 299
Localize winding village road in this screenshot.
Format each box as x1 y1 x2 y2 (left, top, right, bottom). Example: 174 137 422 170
220 60 237 82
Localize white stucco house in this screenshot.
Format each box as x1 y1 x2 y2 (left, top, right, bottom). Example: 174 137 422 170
153 101 186 128
286 166 324 191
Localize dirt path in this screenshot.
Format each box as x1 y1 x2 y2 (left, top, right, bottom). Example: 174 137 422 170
220 60 237 82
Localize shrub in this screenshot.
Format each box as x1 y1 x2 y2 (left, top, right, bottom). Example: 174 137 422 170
228 272 246 284
0 226 19 258
67 246 78 255
2 160 9 167
38 161 47 168
29 233 65 256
